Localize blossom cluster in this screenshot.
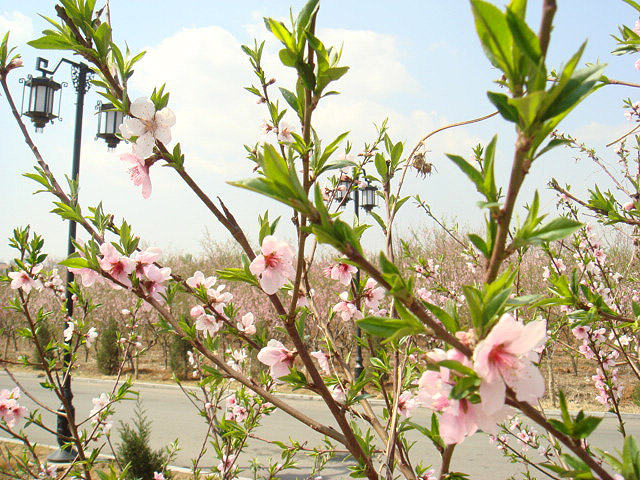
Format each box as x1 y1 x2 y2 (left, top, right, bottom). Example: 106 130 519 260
187 270 234 337
572 325 625 407
0 388 28 428
71 245 169 303
417 314 547 445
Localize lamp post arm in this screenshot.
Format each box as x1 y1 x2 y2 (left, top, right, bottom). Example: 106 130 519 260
35 56 85 77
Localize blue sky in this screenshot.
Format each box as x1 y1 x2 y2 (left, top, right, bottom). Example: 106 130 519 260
0 1 638 262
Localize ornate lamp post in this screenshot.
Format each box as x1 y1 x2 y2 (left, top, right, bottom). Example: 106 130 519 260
21 56 122 462
337 170 377 380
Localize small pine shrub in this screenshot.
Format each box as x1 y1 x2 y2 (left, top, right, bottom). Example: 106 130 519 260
117 400 168 480
97 319 120 375
169 334 191 380
32 323 53 370
632 383 640 407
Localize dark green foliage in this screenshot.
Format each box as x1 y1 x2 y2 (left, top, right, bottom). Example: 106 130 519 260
117 400 168 480
97 319 121 375
632 383 640 407
32 322 53 370
169 334 191 380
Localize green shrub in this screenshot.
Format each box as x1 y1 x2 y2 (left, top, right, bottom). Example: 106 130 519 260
97 318 121 375
32 322 53 370
117 400 169 480
169 334 191 380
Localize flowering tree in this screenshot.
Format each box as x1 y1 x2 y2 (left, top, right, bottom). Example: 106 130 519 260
3 0 640 479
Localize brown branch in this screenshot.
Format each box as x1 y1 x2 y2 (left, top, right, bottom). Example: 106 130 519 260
145 297 348 445
508 396 614 480
605 78 640 89
439 444 456 480
538 0 557 58
485 133 531 284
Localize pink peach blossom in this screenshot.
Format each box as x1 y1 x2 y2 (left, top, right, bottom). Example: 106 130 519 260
0 388 28 427
142 264 171 302
473 314 547 414
98 243 135 288
330 384 347 403
249 236 295 295
277 122 294 143
121 152 152 199
186 271 217 290
237 312 257 335
328 262 357 286
363 278 385 310
217 454 236 474
131 247 162 278
310 350 331 374
119 97 175 158
333 292 363 321
207 285 233 315
195 314 222 337
397 392 417 417
68 267 101 287
257 339 295 382
8 264 43 293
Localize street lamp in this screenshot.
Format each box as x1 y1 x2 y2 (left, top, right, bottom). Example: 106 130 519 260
96 102 123 151
336 169 378 380
20 56 120 463
21 73 62 132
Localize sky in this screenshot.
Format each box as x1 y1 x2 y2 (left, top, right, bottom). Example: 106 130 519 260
0 0 638 263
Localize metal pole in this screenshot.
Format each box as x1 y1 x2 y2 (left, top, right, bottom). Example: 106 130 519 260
48 62 88 463
353 169 364 380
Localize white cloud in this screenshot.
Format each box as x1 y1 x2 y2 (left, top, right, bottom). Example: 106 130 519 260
130 26 261 177
0 11 33 47
67 23 482 257
318 28 421 97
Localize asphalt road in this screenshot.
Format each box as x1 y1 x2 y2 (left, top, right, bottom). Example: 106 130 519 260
1 372 636 479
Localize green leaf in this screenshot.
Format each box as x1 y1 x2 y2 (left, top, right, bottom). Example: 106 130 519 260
296 0 320 41
265 18 296 52
509 90 546 130
279 48 298 67
534 138 571 160
438 360 476 377
279 87 301 117
505 8 541 64
573 416 602 439
28 35 73 50
531 217 582 242
622 436 640 480
59 257 90 269
379 252 400 275
357 311 423 343
374 153 388 181
470 0 514 79
482 135 498 203
622 0 640 11
541 63 605 122
487 92 519 123
423 302 459 333
468 234 490 258
446 154 484 193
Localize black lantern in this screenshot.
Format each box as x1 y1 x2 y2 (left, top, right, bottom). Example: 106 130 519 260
22 75 62 132
335 172 352 203
96 102 124 150
360 180 378 212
